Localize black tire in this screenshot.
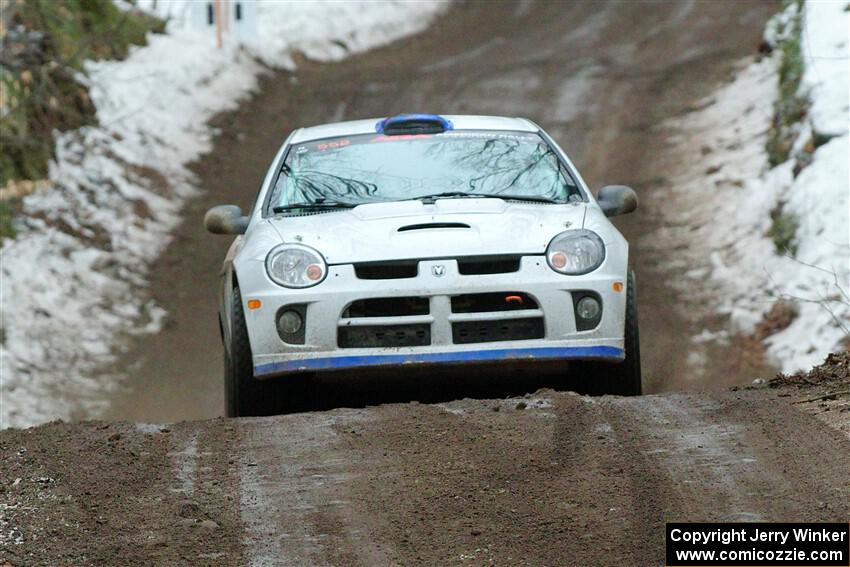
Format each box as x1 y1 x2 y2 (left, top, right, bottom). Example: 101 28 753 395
575 269 642 396
224 287 272 416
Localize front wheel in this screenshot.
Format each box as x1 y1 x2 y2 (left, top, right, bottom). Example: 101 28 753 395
574 269 642 396
224 286 272 416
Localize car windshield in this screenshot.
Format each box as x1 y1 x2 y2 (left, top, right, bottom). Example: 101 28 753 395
267 130 582 212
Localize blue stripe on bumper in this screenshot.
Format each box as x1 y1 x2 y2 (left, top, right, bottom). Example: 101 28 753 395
254 345 624 377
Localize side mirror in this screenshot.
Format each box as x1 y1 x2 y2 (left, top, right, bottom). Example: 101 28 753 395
204 205 249 235
597 185 638 217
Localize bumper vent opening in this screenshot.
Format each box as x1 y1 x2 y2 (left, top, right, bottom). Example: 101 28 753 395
452 318 544 344
354 260 418 280
457 255 521 275
339 324 430 348
342 297 429 318
451 292 538 313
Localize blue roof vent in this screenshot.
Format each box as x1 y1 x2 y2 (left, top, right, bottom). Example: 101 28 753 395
375 114 453 135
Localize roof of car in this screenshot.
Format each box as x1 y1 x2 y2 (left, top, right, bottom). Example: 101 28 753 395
290 115 539 144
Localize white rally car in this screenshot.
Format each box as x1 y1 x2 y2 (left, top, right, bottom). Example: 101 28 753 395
206 114 640 416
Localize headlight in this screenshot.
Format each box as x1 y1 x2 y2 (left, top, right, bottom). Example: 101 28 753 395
546 230 606 275
265 243 327 288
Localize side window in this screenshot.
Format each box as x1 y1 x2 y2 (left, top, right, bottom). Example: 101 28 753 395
247 182 263 218
542 136 584 201
261 143 294 217
265 167 289 214
558 161 580 198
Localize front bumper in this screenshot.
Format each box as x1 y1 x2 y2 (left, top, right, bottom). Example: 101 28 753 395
254 345 623 376
239 256 628 378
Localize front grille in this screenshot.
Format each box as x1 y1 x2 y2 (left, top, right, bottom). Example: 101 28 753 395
452 318 544 344
457 255 521 275
343 297 429 318
354 260 418 280
451 292 538 313
339 324 430 348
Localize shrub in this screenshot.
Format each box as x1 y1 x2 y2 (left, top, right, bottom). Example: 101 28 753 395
0 201 16 241
766 0 808 167
0 0 164 188
767 205 799 255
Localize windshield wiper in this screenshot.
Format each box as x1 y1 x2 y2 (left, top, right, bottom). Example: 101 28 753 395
273 201 356 213
412 192 562 204
488 194 563 204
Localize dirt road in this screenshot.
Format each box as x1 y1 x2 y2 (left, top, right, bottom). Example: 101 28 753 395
12 3 849 565
3 382 849 566
95 0 776 423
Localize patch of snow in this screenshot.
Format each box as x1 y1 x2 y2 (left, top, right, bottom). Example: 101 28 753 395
521 397 553 409
168 432 198 495
0 499 25 546
134 422 166 434
692 329 730 345
656 0 849 374
553 65 601 124
686 349 708 370
763 1 799 47
0 1 448 428
437 403 467 416
594 422 613 435
800 0 850 137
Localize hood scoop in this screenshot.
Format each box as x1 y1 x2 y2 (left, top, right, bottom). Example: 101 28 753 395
398 222 471 232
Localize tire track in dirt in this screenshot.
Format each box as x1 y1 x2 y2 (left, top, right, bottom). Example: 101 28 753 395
237 412 392 566
0 420 243 565
230 391 850 566
602 392 850 523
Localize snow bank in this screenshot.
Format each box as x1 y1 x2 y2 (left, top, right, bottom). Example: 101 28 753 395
800 0 849 137
658 0 849 374
0 1 448 428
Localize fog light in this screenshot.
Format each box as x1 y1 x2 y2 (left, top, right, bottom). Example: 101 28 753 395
277 310 303 335
576 296 601 320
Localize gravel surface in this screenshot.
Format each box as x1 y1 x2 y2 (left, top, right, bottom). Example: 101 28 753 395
2 387 849 566
0 419 243 565
767 352 850 439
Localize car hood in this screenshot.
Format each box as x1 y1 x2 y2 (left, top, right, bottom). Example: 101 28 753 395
262 199 588 264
